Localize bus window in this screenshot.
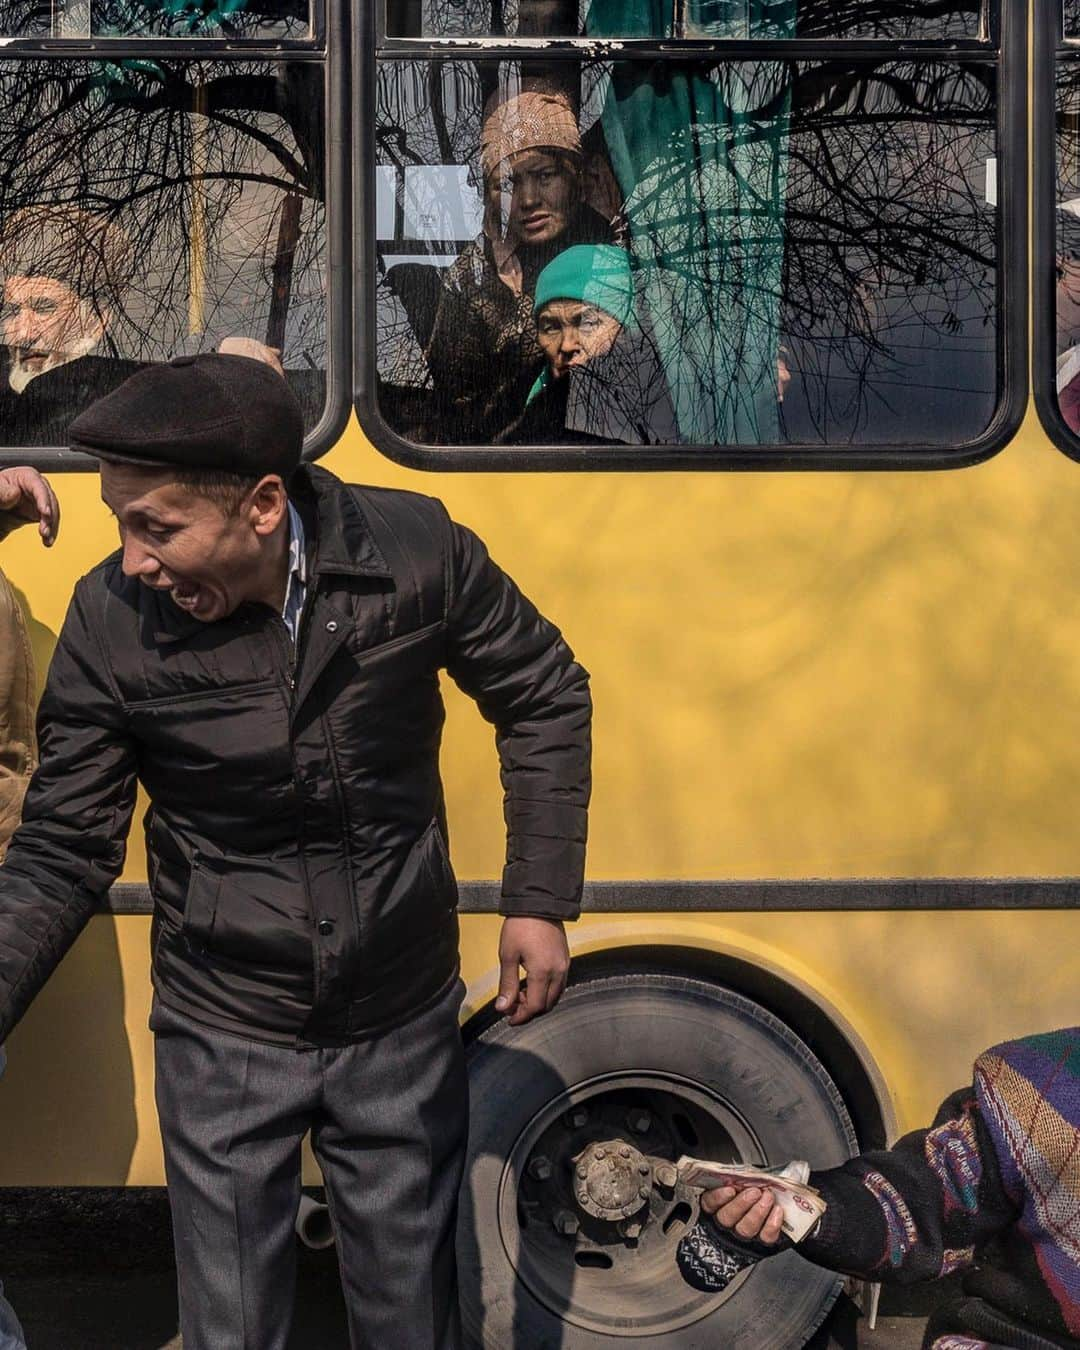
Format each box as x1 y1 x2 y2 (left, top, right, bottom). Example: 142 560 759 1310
89 0 311 39
0 0 311 38
1049 39 1080 450
0 60 330 450
370 56 999 456
385 0 984 43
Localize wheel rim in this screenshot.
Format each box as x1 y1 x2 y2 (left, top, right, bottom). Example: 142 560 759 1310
497 1070 767 1337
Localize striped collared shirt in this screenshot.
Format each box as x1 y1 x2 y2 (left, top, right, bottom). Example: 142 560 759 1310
281 500 308 644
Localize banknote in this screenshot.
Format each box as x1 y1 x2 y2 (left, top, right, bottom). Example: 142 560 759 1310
675 1155 827 1242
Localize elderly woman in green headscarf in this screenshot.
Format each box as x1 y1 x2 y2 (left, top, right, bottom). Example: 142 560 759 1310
424 88 621 444
502 242 678 446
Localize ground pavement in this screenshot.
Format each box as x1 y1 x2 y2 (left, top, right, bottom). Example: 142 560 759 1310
0 1190 931 1348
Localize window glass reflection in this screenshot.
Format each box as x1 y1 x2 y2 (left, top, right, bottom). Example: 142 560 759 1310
374 59 997 449
0 61 327 446
386 0 981 43
1055 65 1080 435
0 0 308 40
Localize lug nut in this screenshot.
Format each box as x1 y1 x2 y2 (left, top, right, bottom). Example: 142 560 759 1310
627 1109 652 1134
638 1185 650 1200
637 1162 650 1176
553 1209 580 1236
619 1146 631 1158
576 1164 588 1179
619 1219 643 1239
594 1147 607 1160
529 1156 553 1182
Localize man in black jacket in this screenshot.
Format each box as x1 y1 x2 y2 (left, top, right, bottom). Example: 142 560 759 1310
0 354 591 1349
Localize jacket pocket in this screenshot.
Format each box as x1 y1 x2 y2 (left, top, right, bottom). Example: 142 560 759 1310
424 820 458 911
182 857 220 946
370 820 458 951
180 855 311 972
351 621 444 677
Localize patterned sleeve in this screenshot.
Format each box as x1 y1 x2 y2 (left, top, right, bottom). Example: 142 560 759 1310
797 1086 1019 1283
677 1087 1019 1295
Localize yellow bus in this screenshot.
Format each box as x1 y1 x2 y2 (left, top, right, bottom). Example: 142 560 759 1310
0 0 1077 1344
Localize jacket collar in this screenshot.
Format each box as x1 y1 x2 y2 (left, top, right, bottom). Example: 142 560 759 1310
149 465 392 645
293 464 393 581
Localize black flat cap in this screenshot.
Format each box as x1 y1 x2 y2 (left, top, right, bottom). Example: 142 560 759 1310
69 353 304 479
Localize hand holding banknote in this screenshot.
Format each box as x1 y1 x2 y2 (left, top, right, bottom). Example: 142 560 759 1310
677 1156 827 1245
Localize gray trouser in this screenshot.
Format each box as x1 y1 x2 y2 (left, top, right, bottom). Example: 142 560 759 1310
152 981 468 1350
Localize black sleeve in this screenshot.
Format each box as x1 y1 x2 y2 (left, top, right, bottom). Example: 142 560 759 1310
0 578 138 1040
442 515 591 922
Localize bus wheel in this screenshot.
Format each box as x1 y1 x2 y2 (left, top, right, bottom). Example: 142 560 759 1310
458 972 857 1349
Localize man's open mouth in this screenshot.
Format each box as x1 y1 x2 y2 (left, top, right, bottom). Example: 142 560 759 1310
170 582 201 609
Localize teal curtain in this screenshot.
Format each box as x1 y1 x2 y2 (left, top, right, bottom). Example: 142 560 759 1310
586 0 794 444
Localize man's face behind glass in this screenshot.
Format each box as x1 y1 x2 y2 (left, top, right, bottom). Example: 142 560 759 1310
1 274 106 389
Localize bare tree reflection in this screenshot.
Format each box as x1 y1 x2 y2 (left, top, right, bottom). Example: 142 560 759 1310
375 57 996 448
391 0 980 43
0 59 327 432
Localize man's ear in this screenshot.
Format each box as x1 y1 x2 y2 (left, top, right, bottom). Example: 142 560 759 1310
248 475 288 536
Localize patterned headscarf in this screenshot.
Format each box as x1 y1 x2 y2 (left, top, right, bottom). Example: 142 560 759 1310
480 91 582 182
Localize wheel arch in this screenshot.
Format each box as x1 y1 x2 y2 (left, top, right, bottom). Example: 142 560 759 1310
462 940 895 1155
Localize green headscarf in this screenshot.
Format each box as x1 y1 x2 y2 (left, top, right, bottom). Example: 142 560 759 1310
533 244 635 324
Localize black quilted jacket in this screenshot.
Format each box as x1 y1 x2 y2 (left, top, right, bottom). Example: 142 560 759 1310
0 465 591 1045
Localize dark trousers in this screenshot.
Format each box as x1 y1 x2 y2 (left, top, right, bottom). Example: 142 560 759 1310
152 980 468 1350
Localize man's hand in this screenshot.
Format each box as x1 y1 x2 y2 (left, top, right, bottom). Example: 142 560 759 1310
495 916 569 1026
701 1185 785 1246
218 337 286 378
0 466 59 546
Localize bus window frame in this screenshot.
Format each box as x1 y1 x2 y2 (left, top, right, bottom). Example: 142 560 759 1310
1033 0 1080 463
0 0 350 473
355 1 1029 472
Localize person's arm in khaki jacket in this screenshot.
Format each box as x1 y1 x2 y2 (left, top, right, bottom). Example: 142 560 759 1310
0 572 36 859
0 466 59 858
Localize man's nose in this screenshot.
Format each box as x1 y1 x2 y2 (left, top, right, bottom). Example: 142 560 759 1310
120 534 160 579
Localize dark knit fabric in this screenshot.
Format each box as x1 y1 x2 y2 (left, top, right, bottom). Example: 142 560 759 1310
68 353 303 475
677 1029 1080 1350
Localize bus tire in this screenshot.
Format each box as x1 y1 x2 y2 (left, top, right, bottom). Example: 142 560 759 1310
458 972 857 1349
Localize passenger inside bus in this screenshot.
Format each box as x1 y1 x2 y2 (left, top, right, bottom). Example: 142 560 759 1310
0 206 144 446
501 242 678 445
678 1025 1080 1350
0 204 309 445
422 85 623 443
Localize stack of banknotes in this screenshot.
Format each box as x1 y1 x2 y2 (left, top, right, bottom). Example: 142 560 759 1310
675 1156 827 1242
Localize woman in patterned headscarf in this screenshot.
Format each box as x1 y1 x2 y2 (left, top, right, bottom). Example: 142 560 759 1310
424 86 623 444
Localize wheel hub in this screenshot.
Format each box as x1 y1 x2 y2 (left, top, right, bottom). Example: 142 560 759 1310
499 1072 763 1337
572 1139 653 1221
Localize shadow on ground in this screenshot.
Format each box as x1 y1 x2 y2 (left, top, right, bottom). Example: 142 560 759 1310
0 1190 930 1349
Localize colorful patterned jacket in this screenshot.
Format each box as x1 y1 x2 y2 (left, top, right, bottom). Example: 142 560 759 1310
677 1029 1080 1350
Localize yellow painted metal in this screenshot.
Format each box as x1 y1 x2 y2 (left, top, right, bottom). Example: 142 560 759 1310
1 403 1078 1182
